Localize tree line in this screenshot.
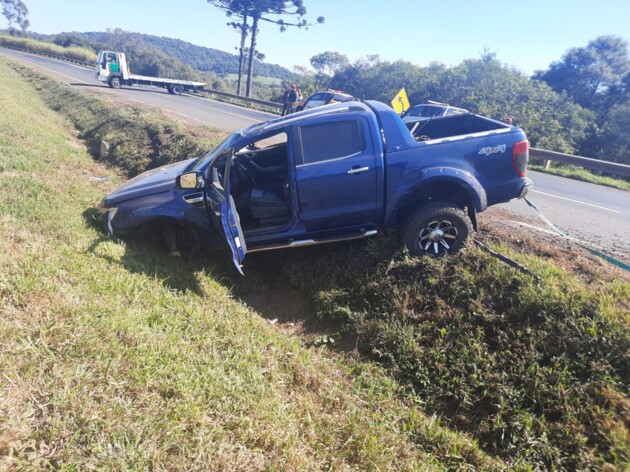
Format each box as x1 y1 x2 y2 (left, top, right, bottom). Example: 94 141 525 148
300 37 629 165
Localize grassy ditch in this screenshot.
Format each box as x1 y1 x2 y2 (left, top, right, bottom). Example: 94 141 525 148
0 58 509 470
12 63 222 177
258 235 630 470
5 58 630 470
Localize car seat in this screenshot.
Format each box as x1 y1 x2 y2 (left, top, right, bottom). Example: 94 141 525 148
249 183 291 223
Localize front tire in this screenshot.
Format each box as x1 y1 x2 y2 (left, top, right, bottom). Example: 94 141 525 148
109 76 121 89
170 84 184 95
402 202 472 257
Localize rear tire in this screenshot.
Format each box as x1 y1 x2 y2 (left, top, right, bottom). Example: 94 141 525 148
171 84 184 95
109 77 121 89
402 202 472 257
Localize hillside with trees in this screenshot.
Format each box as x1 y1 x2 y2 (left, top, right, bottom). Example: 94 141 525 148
39 30 294 80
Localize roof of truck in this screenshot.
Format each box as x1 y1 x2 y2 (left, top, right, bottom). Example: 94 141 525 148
247 101 374 135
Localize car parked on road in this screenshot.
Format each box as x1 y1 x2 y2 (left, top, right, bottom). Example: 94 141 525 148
297 89 355 112
401 102 468 123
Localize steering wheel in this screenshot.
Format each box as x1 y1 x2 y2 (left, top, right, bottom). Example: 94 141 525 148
232 157 250 181
230 157 254 196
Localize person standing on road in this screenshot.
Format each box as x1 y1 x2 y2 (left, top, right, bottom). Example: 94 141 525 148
286 85 299 115
281 87 290 116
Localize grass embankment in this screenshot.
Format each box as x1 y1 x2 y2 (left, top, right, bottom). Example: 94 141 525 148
0 34 96 64
5 59 629 470
0 59 504 470
530 163 630 191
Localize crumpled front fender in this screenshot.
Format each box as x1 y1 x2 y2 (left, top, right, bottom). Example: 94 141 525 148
106 194 186 235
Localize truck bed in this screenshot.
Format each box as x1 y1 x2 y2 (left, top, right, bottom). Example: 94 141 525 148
127 74 205 87
407 113 510 142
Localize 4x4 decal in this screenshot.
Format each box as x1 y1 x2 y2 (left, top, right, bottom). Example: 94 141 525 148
478 144 506 156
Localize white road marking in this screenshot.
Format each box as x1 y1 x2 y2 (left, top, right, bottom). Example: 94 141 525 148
505 220 607 250
20 62 89 84
32 62 245 125
531 190 620 213
163 108 219 127
19 61 149 105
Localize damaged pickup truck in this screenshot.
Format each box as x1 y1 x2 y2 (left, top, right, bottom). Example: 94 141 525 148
100 100 532 274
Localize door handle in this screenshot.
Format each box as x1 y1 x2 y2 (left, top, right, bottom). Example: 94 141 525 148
347 166 369 174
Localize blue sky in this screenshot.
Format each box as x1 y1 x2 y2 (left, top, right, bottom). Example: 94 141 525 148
9 0 630 75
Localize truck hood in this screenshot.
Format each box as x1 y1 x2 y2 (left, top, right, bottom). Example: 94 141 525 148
103 158 196 206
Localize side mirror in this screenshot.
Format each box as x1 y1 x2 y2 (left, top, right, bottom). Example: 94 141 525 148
177 172 204 189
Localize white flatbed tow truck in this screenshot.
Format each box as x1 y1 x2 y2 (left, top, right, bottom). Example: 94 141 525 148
96 51 205 95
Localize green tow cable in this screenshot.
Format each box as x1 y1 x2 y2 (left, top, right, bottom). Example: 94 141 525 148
523 197 630 272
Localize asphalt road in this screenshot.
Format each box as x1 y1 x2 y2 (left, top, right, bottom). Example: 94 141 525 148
2 47 629 263
498 171 629 263
0 47 275 130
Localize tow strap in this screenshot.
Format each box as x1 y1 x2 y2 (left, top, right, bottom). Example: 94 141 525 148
474 239 541 284
523 197 630 272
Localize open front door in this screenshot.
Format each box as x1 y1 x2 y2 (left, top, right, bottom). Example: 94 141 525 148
205 149 247 274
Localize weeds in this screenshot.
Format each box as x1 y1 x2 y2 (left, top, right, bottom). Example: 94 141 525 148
270 235 630 470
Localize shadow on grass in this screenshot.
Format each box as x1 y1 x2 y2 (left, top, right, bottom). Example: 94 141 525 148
82 207 222 295
229 235 403 352
81 207 395 352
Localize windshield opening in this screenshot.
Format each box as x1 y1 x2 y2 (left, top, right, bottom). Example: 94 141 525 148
190 131 243 172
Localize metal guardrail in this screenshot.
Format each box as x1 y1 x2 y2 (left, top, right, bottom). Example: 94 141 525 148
202 89 282 113
530 148 630 178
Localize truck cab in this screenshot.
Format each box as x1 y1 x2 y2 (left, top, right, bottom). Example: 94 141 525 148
96 51 128 88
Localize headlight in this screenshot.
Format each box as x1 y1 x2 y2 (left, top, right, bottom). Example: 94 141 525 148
107 208 118 236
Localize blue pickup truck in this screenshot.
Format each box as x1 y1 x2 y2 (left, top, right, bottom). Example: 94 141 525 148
100 101 531 274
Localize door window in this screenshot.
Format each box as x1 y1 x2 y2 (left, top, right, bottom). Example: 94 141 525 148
298 120 364 165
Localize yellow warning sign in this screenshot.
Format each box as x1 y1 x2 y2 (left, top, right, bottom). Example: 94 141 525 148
391 87 410 114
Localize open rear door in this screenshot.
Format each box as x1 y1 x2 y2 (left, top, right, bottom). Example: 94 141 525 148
205 149 247 274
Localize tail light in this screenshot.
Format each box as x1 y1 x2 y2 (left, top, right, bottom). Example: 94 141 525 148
512 140 529 177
